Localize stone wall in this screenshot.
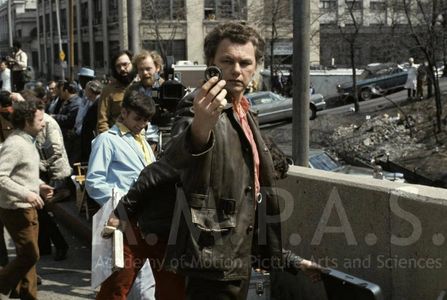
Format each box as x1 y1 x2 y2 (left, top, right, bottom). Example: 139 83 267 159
273 165 447 299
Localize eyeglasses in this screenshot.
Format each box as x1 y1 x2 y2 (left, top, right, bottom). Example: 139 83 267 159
115 61 131 69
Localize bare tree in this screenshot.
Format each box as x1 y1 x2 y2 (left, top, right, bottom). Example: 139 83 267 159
440 0 447 76
338 0 362 112
141 0 186 60
403 0 444 131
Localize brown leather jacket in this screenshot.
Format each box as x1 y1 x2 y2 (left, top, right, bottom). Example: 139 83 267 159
163 92 283 281
96 79 128 133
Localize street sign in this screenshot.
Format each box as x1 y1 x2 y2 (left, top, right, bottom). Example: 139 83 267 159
59 50 66 61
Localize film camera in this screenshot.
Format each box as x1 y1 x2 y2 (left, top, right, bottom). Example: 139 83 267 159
150 56 186 127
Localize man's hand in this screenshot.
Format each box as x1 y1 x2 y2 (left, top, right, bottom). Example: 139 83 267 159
40 184 55 201
299 259 323 282
190 76 227 149
107 211 121 228
25 192 45 209
102 212 123 238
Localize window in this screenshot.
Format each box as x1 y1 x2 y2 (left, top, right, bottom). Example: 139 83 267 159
108 0 119 22
370 1 386 11
94 41 104 68
52 11 57 33
142 0 186 20
320 0 337 10
39 16 43 32
392 1 407 12
81 2 88 27
204 0 247 20
93 0 102 25
345 0 362 10
45 13 50 33
142 40 186 61
60 8 67 34
82 42 90 66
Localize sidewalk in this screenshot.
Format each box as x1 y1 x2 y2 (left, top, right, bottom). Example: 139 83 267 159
51 198 92 246
3 215 96 299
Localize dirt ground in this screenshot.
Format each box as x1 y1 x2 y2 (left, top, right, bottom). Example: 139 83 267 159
309 94 447 187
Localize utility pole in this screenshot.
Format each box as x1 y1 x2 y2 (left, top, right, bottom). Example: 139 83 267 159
55 0 65 80
7 0 13 47
68 0 74 81
292 0 310 166
127 0 139 54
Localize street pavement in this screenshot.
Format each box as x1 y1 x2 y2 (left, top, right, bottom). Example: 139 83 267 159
3 221 97 299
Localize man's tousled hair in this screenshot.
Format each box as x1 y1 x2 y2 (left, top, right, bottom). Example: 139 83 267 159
204 22 265 66
11 99 44 130
122 89 156 120
133 50 164 73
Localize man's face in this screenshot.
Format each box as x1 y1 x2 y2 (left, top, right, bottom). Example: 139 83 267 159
137 56 160 87
121 108 150 135
48 82 57 98
115 54 133 77
210 38 257 99
24 109 45 137
0 62 6 71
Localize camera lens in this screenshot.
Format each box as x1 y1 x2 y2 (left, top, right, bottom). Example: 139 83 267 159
205 66 222 81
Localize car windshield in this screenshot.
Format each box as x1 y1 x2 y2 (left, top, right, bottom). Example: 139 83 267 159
248 93 282 106
309 152 341 171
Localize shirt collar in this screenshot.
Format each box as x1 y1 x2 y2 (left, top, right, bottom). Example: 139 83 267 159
232 96 251 115
116 121 144 137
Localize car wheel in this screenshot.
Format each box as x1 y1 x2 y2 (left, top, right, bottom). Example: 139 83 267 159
360 88 372 101
310 105 317 120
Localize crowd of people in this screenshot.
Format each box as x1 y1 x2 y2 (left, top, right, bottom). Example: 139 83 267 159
0 22 322 300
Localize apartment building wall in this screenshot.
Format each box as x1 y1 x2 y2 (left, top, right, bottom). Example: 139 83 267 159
0 0 37 62
33 0 320 80
318 0 430 67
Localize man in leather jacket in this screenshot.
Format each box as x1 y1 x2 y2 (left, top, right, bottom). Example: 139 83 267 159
111 22 321 300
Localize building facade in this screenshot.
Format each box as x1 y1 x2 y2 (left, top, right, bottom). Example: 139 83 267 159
31 0 320 80
0 0 38 71
317 0 442 67
1 0 323 81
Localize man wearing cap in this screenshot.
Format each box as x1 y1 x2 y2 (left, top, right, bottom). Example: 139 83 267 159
77 67 95 98
79 80 103 162
51 81 82 165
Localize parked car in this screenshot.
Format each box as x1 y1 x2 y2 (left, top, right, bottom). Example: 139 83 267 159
337 63 408 101
308 149 405 182
245 91 326 124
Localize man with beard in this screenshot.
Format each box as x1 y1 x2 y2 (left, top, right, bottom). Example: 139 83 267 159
127 50 164 151
0 99 53 299
97 50 135 133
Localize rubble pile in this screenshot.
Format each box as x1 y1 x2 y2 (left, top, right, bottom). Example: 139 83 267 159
311 96 447 185
328 113 426 162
